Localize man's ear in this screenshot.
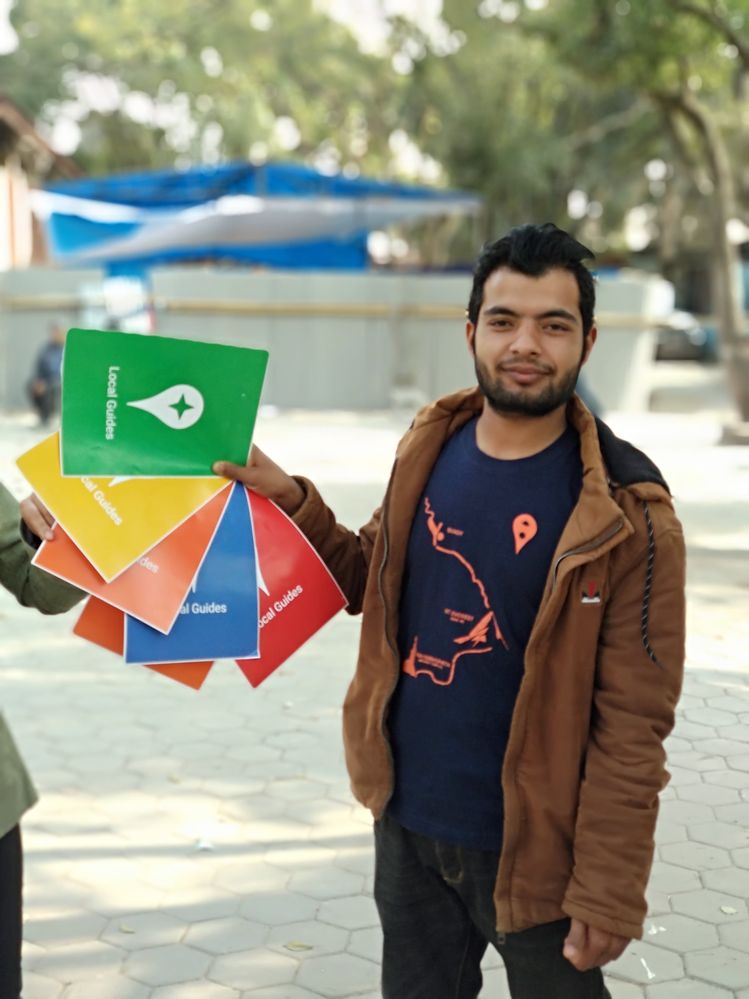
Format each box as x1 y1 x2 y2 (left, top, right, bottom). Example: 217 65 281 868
466 321 476 356
581 325 597 366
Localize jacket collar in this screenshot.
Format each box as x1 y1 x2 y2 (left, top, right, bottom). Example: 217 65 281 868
398 387 657 555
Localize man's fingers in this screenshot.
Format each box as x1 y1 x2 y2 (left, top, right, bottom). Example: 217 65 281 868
564 922 629 971
562 918 588 968
212 460 255 483
212 448 304 515
20 493 55 541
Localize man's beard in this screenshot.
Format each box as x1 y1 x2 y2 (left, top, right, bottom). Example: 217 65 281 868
474 356 581 417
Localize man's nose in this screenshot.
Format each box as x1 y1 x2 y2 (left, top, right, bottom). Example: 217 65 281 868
510 318 541 353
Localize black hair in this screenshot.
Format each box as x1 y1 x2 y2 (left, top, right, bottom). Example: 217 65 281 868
467 223 596 334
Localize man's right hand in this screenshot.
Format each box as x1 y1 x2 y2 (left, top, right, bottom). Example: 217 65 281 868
213 445 305 516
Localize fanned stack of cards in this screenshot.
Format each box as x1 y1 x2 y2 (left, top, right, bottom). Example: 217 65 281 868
17 328 347 690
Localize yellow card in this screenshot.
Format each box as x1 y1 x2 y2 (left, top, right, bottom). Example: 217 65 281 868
17 433 230 582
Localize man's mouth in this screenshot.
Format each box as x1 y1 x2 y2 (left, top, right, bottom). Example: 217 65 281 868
500 365 551 386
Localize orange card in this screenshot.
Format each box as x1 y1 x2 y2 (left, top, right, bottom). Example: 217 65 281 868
35 485 231 634
74 597 214 690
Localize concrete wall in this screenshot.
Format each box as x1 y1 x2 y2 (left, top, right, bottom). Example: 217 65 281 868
0 267 104 411
0 265 665 413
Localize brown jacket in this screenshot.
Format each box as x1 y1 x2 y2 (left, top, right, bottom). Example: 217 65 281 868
293 389 686 941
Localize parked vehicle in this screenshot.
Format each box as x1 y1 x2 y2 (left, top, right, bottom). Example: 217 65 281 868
655 310 718 362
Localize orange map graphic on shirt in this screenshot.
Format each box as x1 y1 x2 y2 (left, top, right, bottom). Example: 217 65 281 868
402 497 513 687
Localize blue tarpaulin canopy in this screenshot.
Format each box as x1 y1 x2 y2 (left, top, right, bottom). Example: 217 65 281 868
36 161 482 272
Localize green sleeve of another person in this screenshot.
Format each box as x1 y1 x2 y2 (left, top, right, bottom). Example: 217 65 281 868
0 481 84 837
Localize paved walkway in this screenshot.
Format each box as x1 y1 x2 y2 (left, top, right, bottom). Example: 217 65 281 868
1 361 747 998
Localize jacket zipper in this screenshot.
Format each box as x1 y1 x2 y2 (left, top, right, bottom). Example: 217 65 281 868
551 518 625 590
499 515 625 930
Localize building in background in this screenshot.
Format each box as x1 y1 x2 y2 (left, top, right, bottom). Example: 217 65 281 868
0 96 80 270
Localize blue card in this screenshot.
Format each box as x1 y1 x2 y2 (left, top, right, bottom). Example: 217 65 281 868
124 483 259 663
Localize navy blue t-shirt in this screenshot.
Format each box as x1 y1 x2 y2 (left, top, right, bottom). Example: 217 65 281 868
387 418 582 850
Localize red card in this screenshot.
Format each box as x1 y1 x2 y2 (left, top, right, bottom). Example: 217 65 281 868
36 485 231 633
235 490 347 687
74 597 214 690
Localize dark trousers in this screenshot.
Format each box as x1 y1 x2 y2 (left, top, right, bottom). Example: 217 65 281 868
0 826 22 999
374 814 612 999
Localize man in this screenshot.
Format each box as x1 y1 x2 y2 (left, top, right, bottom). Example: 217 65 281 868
26 324 65 426
214 223 686 999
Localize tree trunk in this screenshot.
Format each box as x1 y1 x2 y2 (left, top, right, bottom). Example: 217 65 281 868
666 89 749 420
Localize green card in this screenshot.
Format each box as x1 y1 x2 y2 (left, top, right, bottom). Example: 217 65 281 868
61 328 268 476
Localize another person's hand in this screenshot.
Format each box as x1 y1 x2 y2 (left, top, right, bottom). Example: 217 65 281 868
563 918 629 971
213 445 305 516
20 492 55 542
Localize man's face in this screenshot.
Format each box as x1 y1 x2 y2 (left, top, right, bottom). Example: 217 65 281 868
466 266 596 418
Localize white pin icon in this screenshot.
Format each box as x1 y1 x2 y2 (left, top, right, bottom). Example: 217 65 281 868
127 384 204 430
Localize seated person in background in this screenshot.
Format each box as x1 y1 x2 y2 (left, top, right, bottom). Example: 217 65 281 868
26 324 65 426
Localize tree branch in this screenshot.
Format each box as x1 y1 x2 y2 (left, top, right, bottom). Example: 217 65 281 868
668 0 749 70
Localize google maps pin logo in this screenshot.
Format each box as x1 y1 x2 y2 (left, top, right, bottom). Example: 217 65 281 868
126 384 204 430
513 513 537 554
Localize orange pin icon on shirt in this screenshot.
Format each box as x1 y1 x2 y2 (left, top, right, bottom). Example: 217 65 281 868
513 514 538 554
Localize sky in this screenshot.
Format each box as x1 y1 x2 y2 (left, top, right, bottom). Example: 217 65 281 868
0 0 445 57
0 0 16 54
314 0 444 53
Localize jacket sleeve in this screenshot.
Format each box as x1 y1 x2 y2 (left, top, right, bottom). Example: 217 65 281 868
0 483 84 615
291 476 381 615
562 508 686 940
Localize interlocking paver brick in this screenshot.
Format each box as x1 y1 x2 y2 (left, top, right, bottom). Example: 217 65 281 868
22 970 63 999
712 769 749 791
727 754 749 772
706 695 749 713
668 752 727 772
185 916 269 954
318 895 379 929
658 800 716 825
238 987 333 999
718 919 749 953
660 840 730 870
674 720 717 740
686 944 749 988
607 939 684 983
606 982 644 998
642 913 719 952
209 948 298 990
61 980 151 999
733 847 749 870
266 918 348 957
24 911 108 948
702 866 749 899
213 861 290 896
295 952 381 997
646 981 732 998
125 943 212 986
347 926 381 963
671 888 748 923
31 940 126 982
161 887 241 923
101 912 187 951
648 862 702 895
715 801 749 824
716 724 749 743
151 984 239 999
690 821 749 849
675 783 741 806
684 708 737 727
287 867 364 900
